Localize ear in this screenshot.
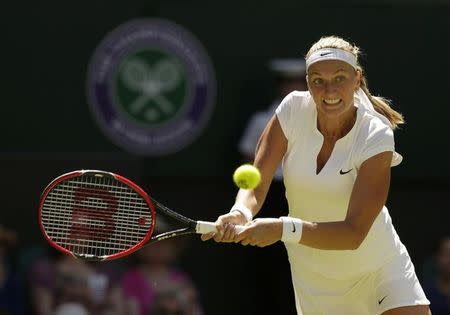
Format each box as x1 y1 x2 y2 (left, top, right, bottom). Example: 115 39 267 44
354 69 361 91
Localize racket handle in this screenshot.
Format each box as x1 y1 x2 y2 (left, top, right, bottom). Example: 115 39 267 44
195 221 245 234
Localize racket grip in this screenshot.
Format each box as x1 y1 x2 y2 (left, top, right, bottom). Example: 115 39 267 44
196 221 217 234
195 221 245 234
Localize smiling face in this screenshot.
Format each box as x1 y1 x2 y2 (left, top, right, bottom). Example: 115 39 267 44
307 60 360 120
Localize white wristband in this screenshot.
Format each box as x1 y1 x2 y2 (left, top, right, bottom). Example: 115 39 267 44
230 203 253 222
280 216 303 243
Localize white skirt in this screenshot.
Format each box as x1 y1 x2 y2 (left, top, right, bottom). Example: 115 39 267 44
289 249 430 315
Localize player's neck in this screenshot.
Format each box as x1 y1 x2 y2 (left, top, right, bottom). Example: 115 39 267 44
317 107 356 141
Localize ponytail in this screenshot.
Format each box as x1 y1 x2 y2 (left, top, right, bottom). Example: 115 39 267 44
359 72 404 130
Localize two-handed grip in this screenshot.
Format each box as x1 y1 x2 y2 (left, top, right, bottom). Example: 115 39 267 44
196 221 245 234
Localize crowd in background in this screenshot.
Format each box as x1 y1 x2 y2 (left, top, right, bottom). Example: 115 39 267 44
0 219 203 315
0 223 448 315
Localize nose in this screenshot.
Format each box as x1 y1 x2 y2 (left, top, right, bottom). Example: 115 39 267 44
323 81 337 94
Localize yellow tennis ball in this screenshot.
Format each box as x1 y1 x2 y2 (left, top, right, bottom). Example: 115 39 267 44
233 164 261 189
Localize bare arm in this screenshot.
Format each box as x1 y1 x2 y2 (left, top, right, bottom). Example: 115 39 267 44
235 114 287 218
299 151 392 250
201 115 287 242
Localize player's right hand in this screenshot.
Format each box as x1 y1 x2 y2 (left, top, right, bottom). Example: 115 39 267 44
200 211 248 242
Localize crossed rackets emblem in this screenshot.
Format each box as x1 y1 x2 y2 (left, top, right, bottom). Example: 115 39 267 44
120 57 182 122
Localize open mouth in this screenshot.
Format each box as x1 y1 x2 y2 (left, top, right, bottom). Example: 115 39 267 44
323 99 342 106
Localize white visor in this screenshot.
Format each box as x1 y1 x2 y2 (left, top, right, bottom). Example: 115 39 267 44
306 48 357 71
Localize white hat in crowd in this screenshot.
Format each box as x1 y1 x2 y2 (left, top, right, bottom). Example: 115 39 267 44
268 58 306 78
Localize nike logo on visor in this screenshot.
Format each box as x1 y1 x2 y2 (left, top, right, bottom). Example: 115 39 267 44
320 52 333 56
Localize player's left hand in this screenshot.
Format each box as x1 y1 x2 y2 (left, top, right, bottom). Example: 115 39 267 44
235 218 282 247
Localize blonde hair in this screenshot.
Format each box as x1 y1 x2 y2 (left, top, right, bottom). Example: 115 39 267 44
306 36 404 129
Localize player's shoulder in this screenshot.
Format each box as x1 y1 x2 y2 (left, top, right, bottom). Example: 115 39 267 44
276 91 313 139
358 108 394 138
278 90 313 112
286 90 312 104
354 108 402 166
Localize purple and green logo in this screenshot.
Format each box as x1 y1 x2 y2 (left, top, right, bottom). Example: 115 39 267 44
87 19 216 155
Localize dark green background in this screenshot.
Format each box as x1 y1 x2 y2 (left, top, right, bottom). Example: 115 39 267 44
3 1 450 179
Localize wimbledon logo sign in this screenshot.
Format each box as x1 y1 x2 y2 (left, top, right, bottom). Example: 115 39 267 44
87 19 216 155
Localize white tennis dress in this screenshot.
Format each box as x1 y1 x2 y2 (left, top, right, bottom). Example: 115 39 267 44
275 91 429 315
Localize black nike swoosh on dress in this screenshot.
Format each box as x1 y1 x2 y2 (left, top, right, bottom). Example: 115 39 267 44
339 169 353 175
378 296 387 304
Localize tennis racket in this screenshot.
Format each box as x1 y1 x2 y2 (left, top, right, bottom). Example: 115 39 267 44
38 170 241 261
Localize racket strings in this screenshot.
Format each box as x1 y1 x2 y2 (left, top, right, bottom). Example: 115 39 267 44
42 174 153 258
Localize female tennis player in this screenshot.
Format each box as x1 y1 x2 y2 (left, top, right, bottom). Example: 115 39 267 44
202 36 431 315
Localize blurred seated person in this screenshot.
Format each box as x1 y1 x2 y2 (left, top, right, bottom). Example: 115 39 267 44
30 248 128 315
236 59 307 315
0 225 24 315
121 217 202 315
423 234 450 315
148 281 201 315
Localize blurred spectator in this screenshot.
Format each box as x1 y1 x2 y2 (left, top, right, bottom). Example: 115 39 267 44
121 217 202 315
54 303 88 315
424 235 450 315
236 59 307 315
238 58 307 181
30 248 128 315
147 281 199 315
0 225 24 315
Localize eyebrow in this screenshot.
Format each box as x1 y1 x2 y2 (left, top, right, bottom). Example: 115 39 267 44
309 68 347 76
